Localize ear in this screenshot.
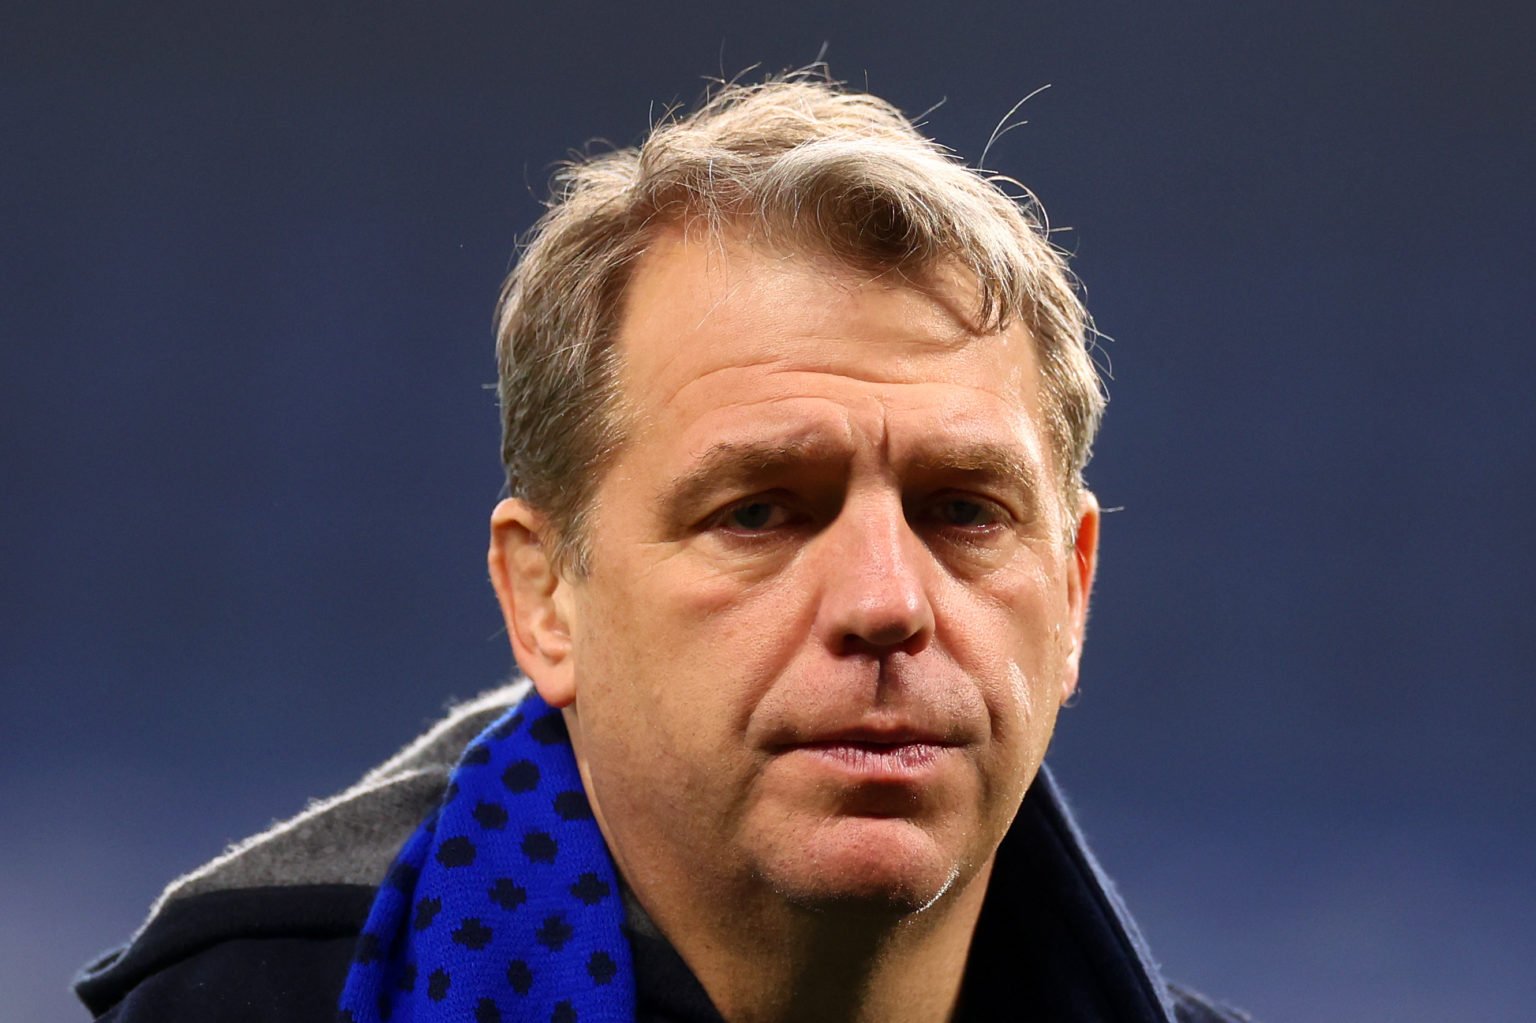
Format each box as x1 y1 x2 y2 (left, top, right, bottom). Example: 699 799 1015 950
487 498 578 708
1059 488 1101 705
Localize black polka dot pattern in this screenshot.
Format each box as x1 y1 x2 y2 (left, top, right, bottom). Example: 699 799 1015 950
502 759 540 793
521 830 557 863
355 933 383 964
338 696 632 1023
552 790 593 820
587 950 617 985
473 801 509 829
413 897 442 931
536 913 573 951
452 917 494 950
386 861 418 894
436 836 477 867
489 878 527 910
529 714 566 745
569 873 610 906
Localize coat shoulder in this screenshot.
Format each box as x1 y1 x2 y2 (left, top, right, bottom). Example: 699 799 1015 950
1170 981 1256 1023
77 884 376 1021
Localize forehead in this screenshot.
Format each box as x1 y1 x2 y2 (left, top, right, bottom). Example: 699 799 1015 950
622 229 1039 390
610 228 1054 481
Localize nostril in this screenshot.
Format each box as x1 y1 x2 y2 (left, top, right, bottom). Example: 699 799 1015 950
839 616 932 657
863 621 915 647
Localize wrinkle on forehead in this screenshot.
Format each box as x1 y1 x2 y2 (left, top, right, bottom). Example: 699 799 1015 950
666 356 1038 417
618 230 1016 406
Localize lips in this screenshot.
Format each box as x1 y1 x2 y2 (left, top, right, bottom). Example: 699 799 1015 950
769 725 964 782
769 721 962 752
795 740 950 771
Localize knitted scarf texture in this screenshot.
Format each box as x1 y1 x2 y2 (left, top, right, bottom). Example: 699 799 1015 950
338 693 634 1023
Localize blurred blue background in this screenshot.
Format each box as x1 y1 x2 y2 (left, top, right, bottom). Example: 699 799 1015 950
3 2 1532 1019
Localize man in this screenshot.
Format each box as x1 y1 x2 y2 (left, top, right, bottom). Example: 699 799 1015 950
76 75 1249 1022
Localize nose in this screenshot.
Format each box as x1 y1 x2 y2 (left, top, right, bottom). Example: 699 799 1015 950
816 494 936 657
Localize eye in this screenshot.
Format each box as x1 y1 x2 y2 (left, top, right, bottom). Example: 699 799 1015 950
923 495 1007 532
934 498 991 527
718 499 791 533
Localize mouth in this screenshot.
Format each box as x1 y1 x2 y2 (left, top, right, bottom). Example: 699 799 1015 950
795 740 951 772
772 728 964 782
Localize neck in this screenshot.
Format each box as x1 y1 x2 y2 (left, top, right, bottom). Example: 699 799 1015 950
630 856 996 1023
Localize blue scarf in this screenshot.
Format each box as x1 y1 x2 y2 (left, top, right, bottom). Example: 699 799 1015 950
338 693 635 1023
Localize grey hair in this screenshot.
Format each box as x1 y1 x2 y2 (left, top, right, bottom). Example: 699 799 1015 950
495 71 1105 574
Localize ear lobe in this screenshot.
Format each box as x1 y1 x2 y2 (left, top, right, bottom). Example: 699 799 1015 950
1059 489 1101 705
487 498 578 708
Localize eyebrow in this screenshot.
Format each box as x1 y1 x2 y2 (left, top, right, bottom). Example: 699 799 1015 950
662 436 844 523
909 444 1041 490
661 436 1045 524
908 443 1045 518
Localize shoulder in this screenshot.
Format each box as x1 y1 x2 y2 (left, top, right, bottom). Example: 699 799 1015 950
76 681 531 1021
80 885 373 1022
1170 981 1257 1023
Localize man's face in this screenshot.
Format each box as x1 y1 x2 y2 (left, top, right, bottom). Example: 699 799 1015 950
515 229 1097 916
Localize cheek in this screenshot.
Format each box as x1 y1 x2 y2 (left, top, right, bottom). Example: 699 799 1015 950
943 550 1067 650
935 559 1072 726
652 551 819 677
573 558 801 760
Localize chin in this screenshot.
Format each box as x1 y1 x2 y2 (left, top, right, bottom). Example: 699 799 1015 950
754 816 970 918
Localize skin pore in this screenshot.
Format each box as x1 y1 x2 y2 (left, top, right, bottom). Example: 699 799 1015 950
488 228 1099 1023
